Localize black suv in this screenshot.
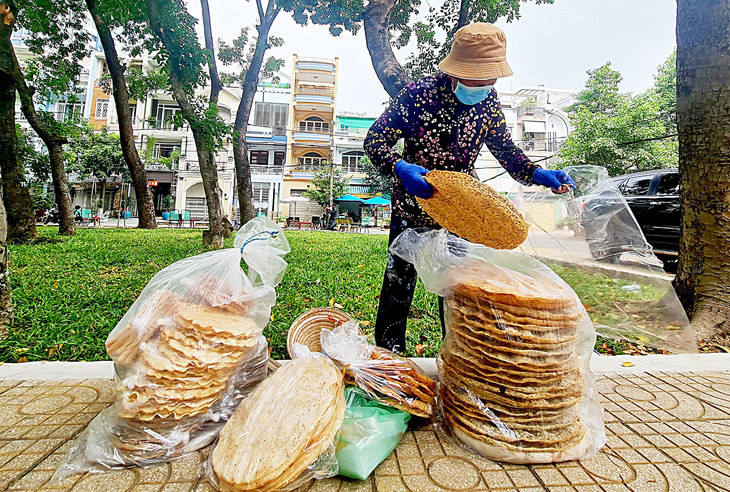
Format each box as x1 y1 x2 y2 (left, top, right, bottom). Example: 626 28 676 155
581 168 679 265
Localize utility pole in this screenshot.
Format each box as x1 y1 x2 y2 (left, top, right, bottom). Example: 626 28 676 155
328 160 334 207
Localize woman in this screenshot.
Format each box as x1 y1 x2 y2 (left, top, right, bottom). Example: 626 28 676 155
364 23 574 353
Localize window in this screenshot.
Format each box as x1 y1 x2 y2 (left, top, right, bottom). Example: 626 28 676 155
56 102 84 122
299 116 329 133
95 99 109 119
656 173 679 195
297 152 324 170
274 151 285 167
253 183 270 204
621 176 652 196
253 103 288 133
250 150 269 166
156 144 180 159
156 104 182 129
342 151 365 173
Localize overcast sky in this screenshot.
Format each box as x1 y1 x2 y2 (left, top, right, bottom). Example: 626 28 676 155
188 0 677 113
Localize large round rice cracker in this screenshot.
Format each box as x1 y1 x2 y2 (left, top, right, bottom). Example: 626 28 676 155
440 353 580 388
212 356 344 489
449 299 581 332
450 323 575 358
452 268 579 310
452 293 582 324
447 307 579 345
416 170 528 249
164 324 257 350
451 424 592 464
175 303 259 338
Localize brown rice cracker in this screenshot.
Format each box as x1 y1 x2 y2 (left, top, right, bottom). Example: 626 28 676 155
174 303 258 338
416 170 529 249
449 323 575 358
451 296 583 327
451 266 579 311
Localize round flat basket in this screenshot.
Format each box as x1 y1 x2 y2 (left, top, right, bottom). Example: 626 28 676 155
286 307 355 358
416 170 529 249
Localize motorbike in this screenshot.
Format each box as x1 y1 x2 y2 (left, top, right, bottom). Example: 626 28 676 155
41 208 60 224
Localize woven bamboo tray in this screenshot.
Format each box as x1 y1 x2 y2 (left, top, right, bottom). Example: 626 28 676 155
286 307 355 358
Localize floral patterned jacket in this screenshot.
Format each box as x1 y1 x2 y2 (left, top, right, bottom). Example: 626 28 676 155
364 72 539 226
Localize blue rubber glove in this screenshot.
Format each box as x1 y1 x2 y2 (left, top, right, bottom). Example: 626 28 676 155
395 160 433 199
532 168 576 194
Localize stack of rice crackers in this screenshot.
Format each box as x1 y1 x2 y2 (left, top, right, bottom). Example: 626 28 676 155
211 356 345 491
105 287 265 462
439 265 589 462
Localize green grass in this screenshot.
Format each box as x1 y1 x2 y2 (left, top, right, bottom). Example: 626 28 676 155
0 227 667 363
0 227 440 362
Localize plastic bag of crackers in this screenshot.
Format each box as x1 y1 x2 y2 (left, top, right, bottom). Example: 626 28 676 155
54 217 291 478
320 321 437 418
391 228 606 464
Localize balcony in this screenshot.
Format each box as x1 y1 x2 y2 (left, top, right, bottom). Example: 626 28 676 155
294 94 334 107
295 86 335 97
184 161 229 172
251 165 284 175
516 137 566 153
517 107 546 119
292 130 332 145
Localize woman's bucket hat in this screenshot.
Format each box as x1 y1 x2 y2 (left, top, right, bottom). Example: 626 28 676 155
439 23 514 80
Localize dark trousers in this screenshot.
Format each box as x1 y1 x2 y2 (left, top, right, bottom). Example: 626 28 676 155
375 215 445 353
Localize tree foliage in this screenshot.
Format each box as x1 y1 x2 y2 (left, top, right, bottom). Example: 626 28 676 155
402 0 555 80
557 59 678 176
361 155 392 197
218 28 285 86
303 162 349 207
65 124 129 182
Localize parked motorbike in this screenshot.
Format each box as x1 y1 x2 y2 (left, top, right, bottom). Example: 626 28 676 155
41 208 60 224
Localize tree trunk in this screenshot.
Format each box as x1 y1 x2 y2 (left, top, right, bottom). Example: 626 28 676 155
233 2 279 224
674 0 730 343
363 0 412 98
0 11 16 333
145 0 225 247
11 50 75 235
0 21 34 243
86 0 157 229
456 0 470 30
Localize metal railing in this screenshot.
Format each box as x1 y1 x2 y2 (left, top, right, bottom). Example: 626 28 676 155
517 107 546 118
516 138 566 153
250 165 284 175
184 161 229 172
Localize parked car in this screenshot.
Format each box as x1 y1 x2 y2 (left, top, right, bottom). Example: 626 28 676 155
581 168 679 267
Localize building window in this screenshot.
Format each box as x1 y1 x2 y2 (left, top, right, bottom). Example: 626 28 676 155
252 182 271 212
297 151 324 170
155 104 182 130
274 151 285 167
56 102 84 122
299 116 329 133
156 143 180 159
254 102 288 134
250 150 269 166
342 151 365 173
95 99 109 119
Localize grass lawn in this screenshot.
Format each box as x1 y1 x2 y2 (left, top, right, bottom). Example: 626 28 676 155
0 226 669 362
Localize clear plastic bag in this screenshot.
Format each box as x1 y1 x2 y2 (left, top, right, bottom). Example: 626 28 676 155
336 386 410 480
204 350 345 491
512 165 695 353
320 321 438 418
391 228 605 463
53 217 290 480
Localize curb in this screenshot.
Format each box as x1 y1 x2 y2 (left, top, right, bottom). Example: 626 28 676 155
1 353 728 381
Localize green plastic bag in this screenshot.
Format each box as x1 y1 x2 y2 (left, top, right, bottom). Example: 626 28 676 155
336 387 411 480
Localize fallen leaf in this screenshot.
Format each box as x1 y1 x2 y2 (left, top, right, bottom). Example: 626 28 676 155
334 303 344 309
17 357 27 363
416 344 425 355
48 346 57 357
714 344 730 353
621 361 635 367
582 303 594 313
358 264 364 268
329 298 335 307
360 320 371 327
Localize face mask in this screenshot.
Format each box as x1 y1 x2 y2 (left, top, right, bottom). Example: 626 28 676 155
453 81 493 105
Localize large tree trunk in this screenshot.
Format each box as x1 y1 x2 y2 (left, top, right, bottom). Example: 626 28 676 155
233 1 279 224
145 0 225 247
456 0 470 30
0 9 16 333
363 0 412 99
674 0 730 343
11 50 75 235
0 18 34 243
86 0 157 228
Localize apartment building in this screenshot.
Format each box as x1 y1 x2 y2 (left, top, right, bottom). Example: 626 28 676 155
334 112 377 197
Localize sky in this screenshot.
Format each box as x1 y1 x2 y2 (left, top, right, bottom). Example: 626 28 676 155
188 0 678 113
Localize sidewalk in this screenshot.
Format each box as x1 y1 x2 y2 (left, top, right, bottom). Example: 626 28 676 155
0 354 729 491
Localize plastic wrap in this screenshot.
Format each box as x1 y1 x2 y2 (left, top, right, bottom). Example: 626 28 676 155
391 229 605 463
336 386 410 480
320 321 438 418
205 350 345 491
513 165 695 353
54 218 290 480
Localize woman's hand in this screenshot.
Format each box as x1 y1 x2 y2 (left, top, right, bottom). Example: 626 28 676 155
395 160 434 199
532 169 576 194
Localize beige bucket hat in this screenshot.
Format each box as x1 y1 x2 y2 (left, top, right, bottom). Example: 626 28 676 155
439 23 514 80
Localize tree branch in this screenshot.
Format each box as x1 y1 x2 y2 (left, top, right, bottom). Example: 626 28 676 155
457 0 469 30
255 0 265 23
200 0 222 104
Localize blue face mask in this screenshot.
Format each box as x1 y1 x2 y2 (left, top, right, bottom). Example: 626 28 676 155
453 81 493 105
